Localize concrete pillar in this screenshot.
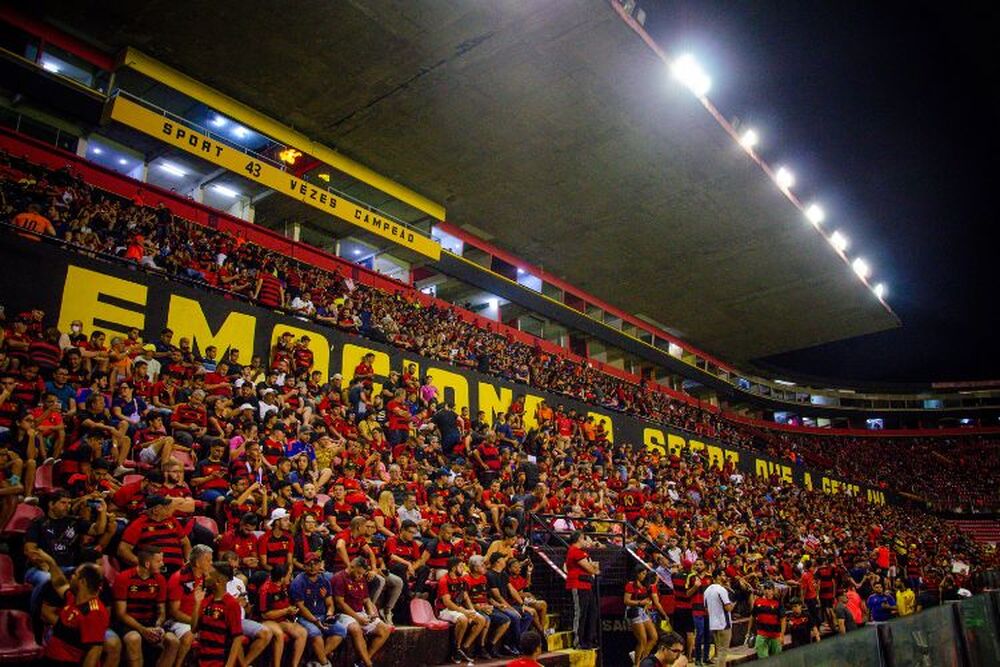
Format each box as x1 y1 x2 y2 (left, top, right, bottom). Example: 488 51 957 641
76 136 88 158
290 222 301 242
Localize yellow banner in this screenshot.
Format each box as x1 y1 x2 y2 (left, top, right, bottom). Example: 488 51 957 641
106 96 441 260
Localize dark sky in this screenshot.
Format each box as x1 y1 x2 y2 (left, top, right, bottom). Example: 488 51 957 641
642 2 997 384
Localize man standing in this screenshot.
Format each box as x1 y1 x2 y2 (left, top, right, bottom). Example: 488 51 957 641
704 570 734 666
866 582 897 623
748 582 784 659
565 531 600 650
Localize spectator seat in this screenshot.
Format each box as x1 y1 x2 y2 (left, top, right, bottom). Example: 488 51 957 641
0 610 44 661
32 461 55 495
0 555 31 596
193 515 219 537
1 503 42 536
409 599 450 630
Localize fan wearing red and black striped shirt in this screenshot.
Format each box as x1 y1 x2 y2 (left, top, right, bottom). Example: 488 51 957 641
113 548 180 667
192 567 242 667
118 495 190 575
43 560 111 667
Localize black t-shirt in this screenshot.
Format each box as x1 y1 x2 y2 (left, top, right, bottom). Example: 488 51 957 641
639 656 666 667
25 516 89 568
834 603 857 631
486 569 511 603
432 409 459 437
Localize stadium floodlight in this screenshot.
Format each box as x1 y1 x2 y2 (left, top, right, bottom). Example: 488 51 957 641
873 283 887 299
118 158 128 165
212 184 239 198
805 203 825 226
775 166 795 191
852 257 871 279
91 146 103 155
670 54 711 97
232 125 248 139
739 128 759 150
211 115 227 127
41 61 60 73
159 162 186 178
829 230 849 253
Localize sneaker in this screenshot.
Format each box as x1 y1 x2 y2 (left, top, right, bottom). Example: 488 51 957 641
503 644 521 656
383 610 393 625
457 647 475 663
629 650 636 663
23 496 39 505
114 465 130 476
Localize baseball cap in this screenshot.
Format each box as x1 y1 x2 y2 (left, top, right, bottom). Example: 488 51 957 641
332 373 343 380
268 508 290 527
142 344 156 351
237 403 255 411
304 553 322 564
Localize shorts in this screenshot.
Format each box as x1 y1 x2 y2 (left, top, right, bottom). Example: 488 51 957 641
672 608 694 634
163 621 191 638
438 609 466 624
335 613 385 635
242 619 266 637
626 607 651 624
139 445 160 464
296 617 348 638
820 597 835 610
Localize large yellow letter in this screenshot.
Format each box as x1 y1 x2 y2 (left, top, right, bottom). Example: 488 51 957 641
644 427 666 455
478 382 512 426
59 265 147 338
167 295 256 361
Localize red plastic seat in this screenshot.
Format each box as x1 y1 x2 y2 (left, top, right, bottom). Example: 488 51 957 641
193 515 219 537
410 599 449 630
123 474 145 486
0 609 44 661
1 503 43 536
33 462 54 495
0 554 30 596
172 450 195 472
315 493 331 507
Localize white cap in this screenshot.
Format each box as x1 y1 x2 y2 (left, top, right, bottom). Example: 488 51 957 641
237 403 255 411
268 508 289 527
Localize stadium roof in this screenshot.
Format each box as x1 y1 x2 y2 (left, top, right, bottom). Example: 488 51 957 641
45 0 900 364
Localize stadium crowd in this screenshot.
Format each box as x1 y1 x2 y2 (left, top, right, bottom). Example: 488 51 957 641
2 150 998 515
0 149 997 667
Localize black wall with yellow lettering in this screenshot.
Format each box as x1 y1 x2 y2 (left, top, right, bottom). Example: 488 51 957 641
0 233 893 506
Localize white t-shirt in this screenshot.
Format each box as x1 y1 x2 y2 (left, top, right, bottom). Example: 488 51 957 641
704 583 732 631
227 577 247 621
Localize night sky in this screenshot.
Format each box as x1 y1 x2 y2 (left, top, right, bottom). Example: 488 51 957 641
643 2 997 384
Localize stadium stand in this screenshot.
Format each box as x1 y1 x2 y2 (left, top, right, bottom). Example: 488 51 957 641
0 137 998 667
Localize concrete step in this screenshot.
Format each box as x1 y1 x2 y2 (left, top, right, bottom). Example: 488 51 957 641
546 630 574 651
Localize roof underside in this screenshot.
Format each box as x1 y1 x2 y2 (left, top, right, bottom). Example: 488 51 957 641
43 0 899 363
